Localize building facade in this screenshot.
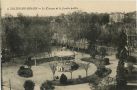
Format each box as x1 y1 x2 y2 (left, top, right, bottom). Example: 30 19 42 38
109 12 125 23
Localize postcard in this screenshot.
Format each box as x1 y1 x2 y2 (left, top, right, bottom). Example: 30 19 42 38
1 0 137 90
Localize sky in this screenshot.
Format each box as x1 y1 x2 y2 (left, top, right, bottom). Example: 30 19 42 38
1 0 136 17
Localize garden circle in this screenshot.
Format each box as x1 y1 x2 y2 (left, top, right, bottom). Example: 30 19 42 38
54 61 97 79
35 50 97 80
37 51 97 79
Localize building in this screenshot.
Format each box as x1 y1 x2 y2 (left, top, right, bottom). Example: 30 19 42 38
56 61 77 72
109 12 125 23
127 34 137 48
124 11 136 20
125 25 137 48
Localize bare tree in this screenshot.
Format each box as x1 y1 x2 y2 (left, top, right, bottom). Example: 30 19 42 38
49 63 56 80
69 70 73 79
81 63 90 77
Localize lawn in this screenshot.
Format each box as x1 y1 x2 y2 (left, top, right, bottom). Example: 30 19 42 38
2 51 97 90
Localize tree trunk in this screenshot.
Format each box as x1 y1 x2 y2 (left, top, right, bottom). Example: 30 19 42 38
53 73 55 80
86 70 88 77
70 72 72 79
35 59 37 66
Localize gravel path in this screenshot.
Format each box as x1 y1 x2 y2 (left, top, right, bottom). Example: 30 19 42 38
2 52 96 90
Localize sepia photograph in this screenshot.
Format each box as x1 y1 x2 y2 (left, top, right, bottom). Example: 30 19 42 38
0 0 137 90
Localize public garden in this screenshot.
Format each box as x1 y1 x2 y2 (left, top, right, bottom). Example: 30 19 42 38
2 47 110 90
1 11 137 90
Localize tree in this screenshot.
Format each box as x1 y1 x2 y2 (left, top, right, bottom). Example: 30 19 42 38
103 58 110 65
24 80 35 90
90 45 97 59
86 24 100 45
99 47 107 59
40 80 55 90
87 24 100 59
123 12 136 24
6 27 23 56
2 14 52 57
81 63 90 77
116 30 128 90
60 74 67 84
1 49 11 63
2 15 24 56
100 13 109 25
49 63 56 80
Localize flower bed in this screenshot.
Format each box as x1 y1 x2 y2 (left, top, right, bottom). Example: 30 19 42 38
50 68 111 86
18 66 33 78
31 56 75 65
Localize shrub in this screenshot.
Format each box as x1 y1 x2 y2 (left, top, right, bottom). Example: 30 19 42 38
56 76 59 79
127 56 136 63
1 49 11 63
71 63 79 70
103 58 110 65
18 66 33 77
99 47 107 59
126 56 137 73
24 80 35 90
20 66 25 69
78 75 82 79
95 67 109 77
40 80 55 90
127 64 134 74
60 74 67 84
